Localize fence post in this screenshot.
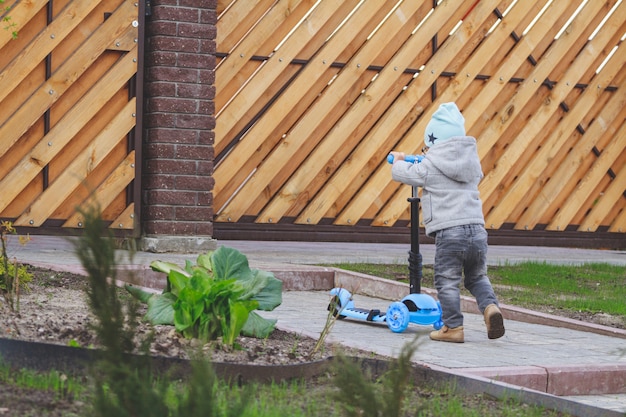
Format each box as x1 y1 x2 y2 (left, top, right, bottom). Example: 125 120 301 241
140 0 217 252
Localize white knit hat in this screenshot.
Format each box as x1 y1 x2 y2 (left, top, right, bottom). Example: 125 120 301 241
423 102 466 147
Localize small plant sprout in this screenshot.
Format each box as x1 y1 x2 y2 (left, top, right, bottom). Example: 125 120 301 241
0 0 17 39
0 221 32 311
310 288 348 358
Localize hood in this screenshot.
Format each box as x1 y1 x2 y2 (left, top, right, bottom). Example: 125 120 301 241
426 136 483 183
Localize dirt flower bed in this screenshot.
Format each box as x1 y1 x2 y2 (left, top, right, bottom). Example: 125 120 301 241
0 266 348 365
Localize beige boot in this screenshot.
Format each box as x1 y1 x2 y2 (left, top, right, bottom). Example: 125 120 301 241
484 304 505 339
429 325 464 343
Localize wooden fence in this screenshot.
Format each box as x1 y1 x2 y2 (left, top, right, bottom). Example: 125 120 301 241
214 0 625 245
0 0 139 233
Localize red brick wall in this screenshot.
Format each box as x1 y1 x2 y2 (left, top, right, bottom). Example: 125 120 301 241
142 1 216 238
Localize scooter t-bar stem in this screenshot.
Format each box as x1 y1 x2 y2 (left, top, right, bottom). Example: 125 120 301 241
388 153 424 293
408 186 422 294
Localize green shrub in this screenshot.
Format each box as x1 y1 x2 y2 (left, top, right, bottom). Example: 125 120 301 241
127 247 282 346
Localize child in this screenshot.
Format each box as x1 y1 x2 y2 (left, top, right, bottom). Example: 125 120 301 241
389 102 505 343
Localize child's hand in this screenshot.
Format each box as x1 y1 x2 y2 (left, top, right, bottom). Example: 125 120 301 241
388 152 405 163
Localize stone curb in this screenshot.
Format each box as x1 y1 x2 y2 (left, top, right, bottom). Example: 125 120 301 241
453 363 626 396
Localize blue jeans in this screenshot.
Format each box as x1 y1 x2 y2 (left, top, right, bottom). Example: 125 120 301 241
434 224 499 328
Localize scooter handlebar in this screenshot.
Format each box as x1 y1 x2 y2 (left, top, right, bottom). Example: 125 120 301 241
387 154 424 164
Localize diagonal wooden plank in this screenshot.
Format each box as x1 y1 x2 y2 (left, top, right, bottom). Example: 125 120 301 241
217 0 235 16
0 0 137 158
250 1 433 222
13 99 136 227
0 0 47 49
330 2 533 226
547 119 626 231
260 0 503 225
301 0 537 226
346 0 573 227
474 0 610 206
214 0 362 210
578 160 626 232
518 81 626 229
0 48 138 213
216 0 309 93
0 0 102 104
210 0 625 238
217 0 275 51
216 0 353 151
608 201 626 233
294 1 482 226
536 98 626 230
110 202 135 230
217 0 453 222
217 1 320 115
332 0 502 226
464 0 590 152
62 150 135 228
214 2 400 211
484 5 626 228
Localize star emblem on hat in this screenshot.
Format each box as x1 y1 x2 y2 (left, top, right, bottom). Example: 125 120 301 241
428 133 437 144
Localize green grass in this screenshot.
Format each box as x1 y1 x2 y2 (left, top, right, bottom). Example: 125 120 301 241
488 262 626 316
0 361 86 400
0 362 567 417
324 261 626 319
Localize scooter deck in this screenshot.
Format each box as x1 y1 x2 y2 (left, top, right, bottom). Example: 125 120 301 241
342 307 385 322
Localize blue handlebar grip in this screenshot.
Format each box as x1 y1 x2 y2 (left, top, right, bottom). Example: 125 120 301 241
387 154 421 164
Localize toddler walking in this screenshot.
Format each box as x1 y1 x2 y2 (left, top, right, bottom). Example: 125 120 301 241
389 102 505 343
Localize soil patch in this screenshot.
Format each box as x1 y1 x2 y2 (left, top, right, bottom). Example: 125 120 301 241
1 266 358 364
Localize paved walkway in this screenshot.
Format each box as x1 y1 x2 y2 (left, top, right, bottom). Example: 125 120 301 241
6 236 626 416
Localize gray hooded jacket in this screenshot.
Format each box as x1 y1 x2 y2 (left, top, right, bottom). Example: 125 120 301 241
391 136 485 237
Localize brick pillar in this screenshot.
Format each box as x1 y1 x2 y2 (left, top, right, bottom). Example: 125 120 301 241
140 1 217 253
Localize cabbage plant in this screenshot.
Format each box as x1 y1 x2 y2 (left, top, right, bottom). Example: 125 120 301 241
126 246 282 346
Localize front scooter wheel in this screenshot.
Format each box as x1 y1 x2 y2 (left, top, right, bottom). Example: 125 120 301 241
386 301 410 333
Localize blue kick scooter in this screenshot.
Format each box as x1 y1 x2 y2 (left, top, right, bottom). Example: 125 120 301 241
327 155 443 333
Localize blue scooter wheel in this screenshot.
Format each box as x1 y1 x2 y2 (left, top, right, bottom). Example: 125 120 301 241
386 301 410 333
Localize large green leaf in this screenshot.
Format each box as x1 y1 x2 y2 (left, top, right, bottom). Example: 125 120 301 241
189 269 212 295
211 246 253 282
222 300 252 345
250 270 283 311
196 252 213 271
174 294 204 334
150 260 190 277
168 269 190 296
124 285 154 304
145 292 176 325
237 271 268 300
242 311 277 338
